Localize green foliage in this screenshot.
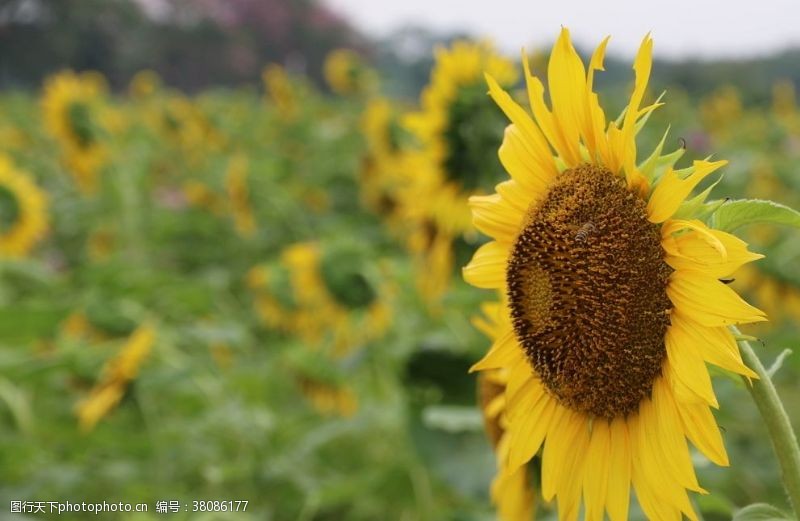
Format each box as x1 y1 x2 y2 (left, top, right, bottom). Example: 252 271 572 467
712 198 800 231
732 503 792 520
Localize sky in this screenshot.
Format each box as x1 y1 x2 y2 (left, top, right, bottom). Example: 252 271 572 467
324 0 800 59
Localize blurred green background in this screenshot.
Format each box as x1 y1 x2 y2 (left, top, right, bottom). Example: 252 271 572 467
1 0 800 520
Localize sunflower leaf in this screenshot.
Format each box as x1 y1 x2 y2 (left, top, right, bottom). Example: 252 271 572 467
712 199 800 232
732 503 791 520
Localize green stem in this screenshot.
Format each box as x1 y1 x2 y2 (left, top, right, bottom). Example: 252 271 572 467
736 330 800 515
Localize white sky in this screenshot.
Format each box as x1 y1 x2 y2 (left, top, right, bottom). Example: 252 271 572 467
324 0 800 59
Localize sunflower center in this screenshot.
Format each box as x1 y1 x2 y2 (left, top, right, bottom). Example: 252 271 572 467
506 164 673 419
0 185 21 233
443 84 506 191
67 101 95 149
319 247 377 310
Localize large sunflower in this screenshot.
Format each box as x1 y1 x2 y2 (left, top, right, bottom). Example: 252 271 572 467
0 155 48 257
463 29 765 520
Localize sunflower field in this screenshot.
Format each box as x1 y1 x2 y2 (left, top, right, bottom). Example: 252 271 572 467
4 18 800 521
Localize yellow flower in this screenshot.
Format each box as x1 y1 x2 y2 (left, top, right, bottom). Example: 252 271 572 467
464 29 765 520
323 48 376 95
400 41 517 304
75 324 156 432
263 64 297 120
296 376 359 418
251 242 393 357
0 155 48 257
129 70 161 99
359 98 406 219
41 70 109 193
224 154 257 238
699 85 742 138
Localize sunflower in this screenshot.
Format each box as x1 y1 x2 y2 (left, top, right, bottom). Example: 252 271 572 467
250 242 393 357
359 98 407 221
75 323 156 432
401 41 517 305
224 153 257 238
323 49 376 96
128 69 161 99
263 64 297 120
41 70 109 193
463 29 766 520
0 155 48 257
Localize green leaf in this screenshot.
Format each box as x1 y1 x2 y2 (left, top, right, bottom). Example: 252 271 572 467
732 503 791 520
712 199 800 232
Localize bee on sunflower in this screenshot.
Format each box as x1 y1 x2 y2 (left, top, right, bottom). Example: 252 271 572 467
401 41 517 306
41 70 109 194
0 155 48 257
464 28 775 520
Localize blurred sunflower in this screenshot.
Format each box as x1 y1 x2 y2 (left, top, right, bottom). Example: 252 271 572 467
359 98 407 222
251 242 392 357
128 70 161 99
75 323 156 432
464 29 765 520
281 341 360 417
41 70 109 193
401 41 517 305
323 48 376 96
150 94 225 167
699 85 743 139
224 153 257 238
0 155 48 257
263 64 297 120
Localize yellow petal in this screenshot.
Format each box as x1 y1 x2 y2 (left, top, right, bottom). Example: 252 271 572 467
605 416 631 521
542 408 586 501
651 379 705 493
583 37 611 164
546 27 586 167
470 193 521 244
665 323 719 407
498 124 555 196
648 160 727 223
619 35 653 181
629 399 700 521
470 327 519 372
667 270 766 326
507 389 559 470
463 241 509 289
485 73 559 179
495 179 532 215
583 419 611 521
521 51 561 159
671 311 758 378
663 220 764 277
677 399 729 466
